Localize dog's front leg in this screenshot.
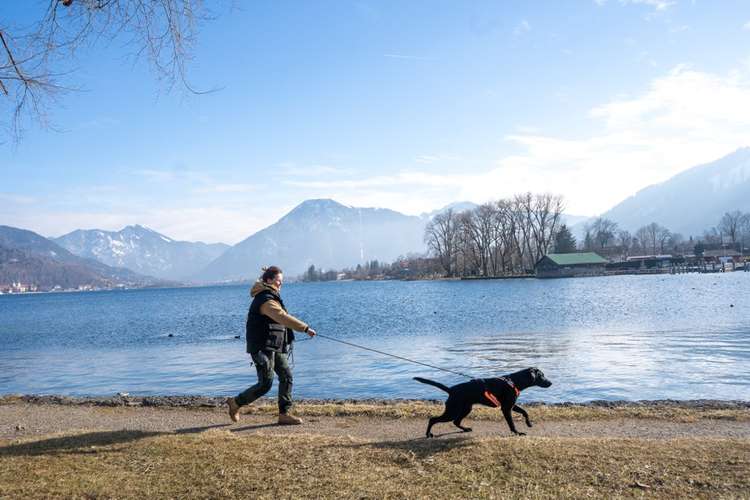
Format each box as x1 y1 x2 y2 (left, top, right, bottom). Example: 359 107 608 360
513 405 532 428
502 407 525 435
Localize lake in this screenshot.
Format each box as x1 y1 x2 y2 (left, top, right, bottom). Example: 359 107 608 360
1 273 749 402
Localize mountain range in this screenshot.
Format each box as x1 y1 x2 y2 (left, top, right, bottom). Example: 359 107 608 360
0 225 162 290
53 225 228 281
4 147 748 289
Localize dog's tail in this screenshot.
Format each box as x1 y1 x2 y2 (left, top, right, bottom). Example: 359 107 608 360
413 377 451 393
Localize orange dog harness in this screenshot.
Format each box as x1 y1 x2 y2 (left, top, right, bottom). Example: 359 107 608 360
483 379 520 408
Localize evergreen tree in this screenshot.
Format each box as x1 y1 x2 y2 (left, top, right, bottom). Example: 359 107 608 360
554 224 577 253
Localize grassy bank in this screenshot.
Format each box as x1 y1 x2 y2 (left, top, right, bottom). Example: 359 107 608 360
240 400 750 423
3 395 749 423
1 429 748 499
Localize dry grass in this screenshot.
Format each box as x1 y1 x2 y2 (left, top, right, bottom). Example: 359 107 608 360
242 400 750 423
1 429 748 499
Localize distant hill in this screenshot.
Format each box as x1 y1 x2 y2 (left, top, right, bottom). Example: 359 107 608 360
192 199 427 282
54 225 228 281
0 245 109 290
601 148 750 236
0 225 162 290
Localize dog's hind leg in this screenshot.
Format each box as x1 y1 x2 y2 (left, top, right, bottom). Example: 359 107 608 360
425 401 456 437
512 405 532 428
452 405 473 433
426 411 453 438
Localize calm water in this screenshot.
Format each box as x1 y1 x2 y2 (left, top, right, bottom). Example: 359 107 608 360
1 273 749 402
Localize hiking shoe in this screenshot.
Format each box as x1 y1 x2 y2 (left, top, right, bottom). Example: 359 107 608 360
278 413 303 425
226 397 240 423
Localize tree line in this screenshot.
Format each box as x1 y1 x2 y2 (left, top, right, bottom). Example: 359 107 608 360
299 197 749 281
578 210 750 258
424 193 564 277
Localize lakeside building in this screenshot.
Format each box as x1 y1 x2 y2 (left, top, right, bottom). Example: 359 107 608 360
535 252 608 278
0 282 39 294
624 255 676 268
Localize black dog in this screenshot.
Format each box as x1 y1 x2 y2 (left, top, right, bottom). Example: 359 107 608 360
414 368 552 438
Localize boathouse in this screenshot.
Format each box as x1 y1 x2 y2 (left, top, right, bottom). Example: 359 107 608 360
535 252 608 278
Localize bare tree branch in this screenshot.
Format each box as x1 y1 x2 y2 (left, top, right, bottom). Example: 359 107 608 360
1 0 219 143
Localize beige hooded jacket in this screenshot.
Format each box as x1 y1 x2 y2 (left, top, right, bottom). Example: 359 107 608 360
250 280 309 332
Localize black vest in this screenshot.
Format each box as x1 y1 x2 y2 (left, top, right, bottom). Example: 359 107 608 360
246 289 294 353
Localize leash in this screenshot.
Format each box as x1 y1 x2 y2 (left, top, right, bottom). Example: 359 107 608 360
314 333 474 379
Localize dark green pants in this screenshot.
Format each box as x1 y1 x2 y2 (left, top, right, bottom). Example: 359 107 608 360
236 350 293 414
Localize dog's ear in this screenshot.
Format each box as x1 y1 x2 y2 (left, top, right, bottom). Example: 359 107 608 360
531 368 543 382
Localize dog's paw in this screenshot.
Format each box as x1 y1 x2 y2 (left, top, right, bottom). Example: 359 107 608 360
513 431 527 436
525 420 533 428
462 427 473 433
426 432 434 439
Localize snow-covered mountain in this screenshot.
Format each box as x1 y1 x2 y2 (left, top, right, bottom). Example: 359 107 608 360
54 225 229 281
192 199 427 282
0 225 161 289
601 148 750 236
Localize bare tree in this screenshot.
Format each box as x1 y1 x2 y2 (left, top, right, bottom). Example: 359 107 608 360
424 209 459 277
635 222 671 255
529 193 564 260
455 206 496 277
493 199 517 273
587 217 618 250
617 229 633 257
702 227 722 245
718 210 745 246
1 0 216 141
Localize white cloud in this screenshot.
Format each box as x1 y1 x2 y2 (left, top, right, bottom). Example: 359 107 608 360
414 154 462 164
11 63 750 243
6 206 266 245
288 63 750 219
284 171 462 190
596 0 676 10
192 183 258 194
621 0 676 10
513 20 531 37
278 164 353 177
0 193 36 204
477 64 750 215
743 21 750 31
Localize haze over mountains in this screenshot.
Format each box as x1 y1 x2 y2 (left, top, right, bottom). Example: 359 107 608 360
2 148 748 289
54 225 228 281
192 199 427 282
600 147 750 236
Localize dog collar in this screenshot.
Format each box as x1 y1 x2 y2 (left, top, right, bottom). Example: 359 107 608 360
500 377 521 397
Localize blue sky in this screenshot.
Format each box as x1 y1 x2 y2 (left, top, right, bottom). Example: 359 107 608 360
2 0 750 244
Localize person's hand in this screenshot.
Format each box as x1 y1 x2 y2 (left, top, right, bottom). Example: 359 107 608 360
306 328 317 338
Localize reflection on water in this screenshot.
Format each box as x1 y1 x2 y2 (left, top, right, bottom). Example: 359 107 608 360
1 273 749 402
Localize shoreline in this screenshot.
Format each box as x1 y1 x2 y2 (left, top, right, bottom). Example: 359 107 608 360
3 394 749 409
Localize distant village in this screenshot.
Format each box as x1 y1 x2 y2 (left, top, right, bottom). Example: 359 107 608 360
0 282 117 295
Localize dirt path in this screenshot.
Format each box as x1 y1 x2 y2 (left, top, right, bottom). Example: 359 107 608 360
2 402 749 442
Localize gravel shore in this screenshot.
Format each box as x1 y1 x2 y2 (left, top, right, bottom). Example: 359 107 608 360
2 395 749 442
